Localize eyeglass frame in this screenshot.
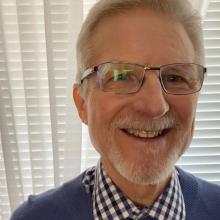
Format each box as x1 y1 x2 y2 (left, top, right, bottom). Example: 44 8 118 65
80 61 207 95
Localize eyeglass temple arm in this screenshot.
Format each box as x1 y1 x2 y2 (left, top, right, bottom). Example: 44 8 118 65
80 66 98 84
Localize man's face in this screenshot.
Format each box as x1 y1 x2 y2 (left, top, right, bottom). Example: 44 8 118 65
75 9 198 185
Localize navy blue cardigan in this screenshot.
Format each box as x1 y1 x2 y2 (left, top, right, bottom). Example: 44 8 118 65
10 168 220 220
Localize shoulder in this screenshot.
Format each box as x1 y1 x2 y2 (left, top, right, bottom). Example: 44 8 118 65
177 167 220 219
177 166 220 195
10 172 92 220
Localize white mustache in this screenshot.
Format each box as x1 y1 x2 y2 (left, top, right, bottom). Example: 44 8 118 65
112 112 181 131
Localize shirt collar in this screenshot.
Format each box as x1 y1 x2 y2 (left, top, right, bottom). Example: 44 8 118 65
83 160 186 220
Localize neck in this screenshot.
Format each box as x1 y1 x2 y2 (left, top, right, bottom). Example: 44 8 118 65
102 160 172 207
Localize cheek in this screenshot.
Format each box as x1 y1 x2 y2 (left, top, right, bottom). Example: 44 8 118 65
86 92 121 149
168 95 198 139
86 91 133 155
87 91 126 125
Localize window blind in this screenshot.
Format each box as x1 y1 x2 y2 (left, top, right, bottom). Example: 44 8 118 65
0 0 83 219
81 0 220 185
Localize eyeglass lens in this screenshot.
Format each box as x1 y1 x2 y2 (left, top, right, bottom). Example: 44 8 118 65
97 63 204 95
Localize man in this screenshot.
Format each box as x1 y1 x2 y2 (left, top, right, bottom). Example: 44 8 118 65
11 0 220 219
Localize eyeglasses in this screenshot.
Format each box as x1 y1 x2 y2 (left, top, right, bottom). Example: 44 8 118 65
81 61 206 95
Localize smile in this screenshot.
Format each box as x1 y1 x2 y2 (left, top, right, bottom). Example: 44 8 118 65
125 128 164 138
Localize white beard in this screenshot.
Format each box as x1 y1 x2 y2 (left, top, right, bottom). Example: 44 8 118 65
107 141 180 185
105 112 190 185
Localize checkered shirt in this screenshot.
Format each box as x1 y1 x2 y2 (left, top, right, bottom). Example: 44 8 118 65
82 161 186 220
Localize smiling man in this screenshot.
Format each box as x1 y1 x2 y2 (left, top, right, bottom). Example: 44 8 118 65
10 0 220 220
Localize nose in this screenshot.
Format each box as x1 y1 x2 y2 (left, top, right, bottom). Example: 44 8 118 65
131 73 169 119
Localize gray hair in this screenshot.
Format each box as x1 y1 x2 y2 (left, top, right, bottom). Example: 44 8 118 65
76 0 205 94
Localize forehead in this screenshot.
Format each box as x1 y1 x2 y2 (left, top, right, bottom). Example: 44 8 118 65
90 9 194 66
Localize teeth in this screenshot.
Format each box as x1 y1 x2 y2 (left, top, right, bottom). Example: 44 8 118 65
126 128 163 138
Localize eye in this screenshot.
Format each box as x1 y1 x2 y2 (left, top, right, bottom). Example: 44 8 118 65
164 74 184 83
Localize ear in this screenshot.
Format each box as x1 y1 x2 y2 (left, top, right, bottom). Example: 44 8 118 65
73 84 88 125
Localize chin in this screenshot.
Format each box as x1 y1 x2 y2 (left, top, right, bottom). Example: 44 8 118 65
107 139 187 185
110 153 177 185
